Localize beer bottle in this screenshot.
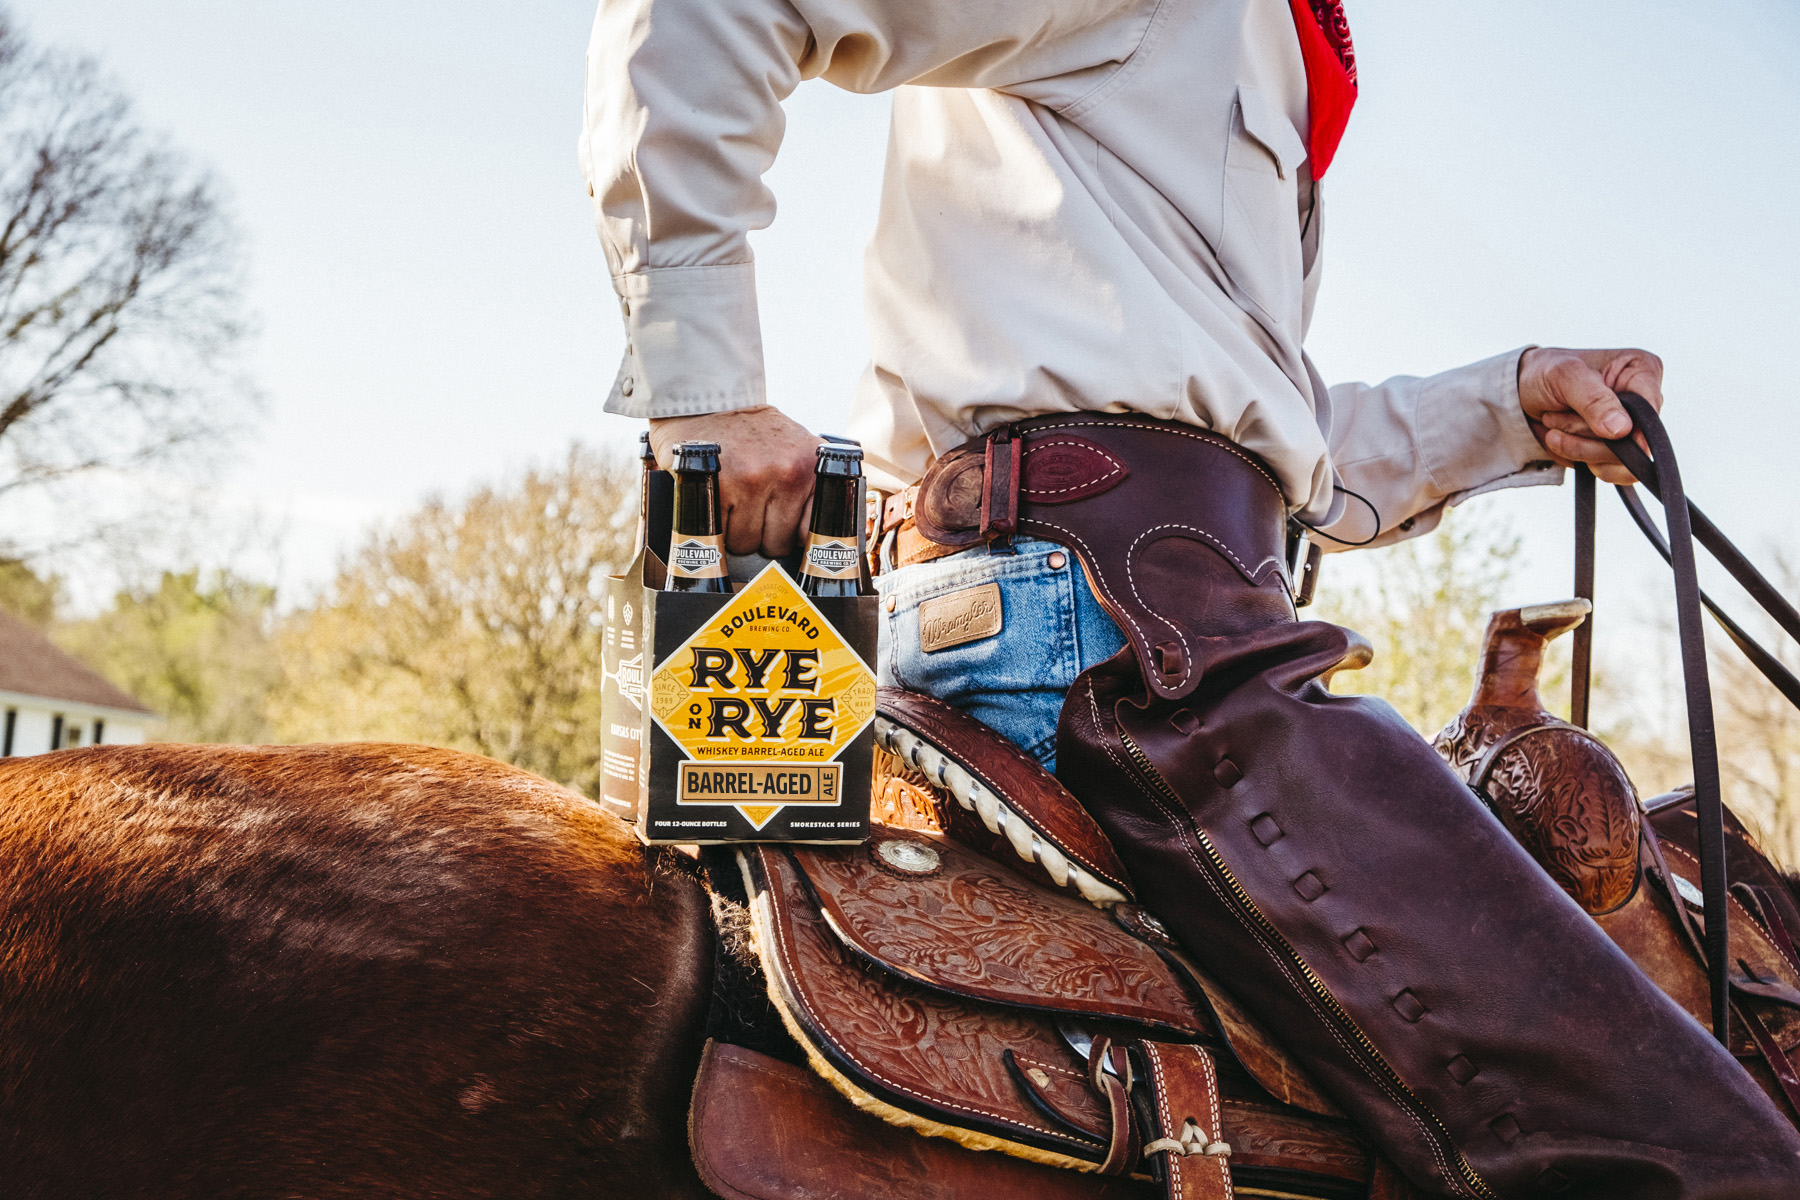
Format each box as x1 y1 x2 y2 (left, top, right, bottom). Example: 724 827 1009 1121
636 431 655 549
663 441 731 593
800 443 871 597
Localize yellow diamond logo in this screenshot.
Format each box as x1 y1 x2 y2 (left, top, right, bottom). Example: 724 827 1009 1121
649 563 876 827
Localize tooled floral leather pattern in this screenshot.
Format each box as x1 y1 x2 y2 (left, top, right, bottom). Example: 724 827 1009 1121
690 1042 1163 1200
1482 731 1640 914
872 746 947 834
1434 706 1639 915
1221 1096 1369 1181
792 835 1205 1037
752 846 1112 1155
754 845 1386 1179
879 687 1132 893
1431 706 1505 783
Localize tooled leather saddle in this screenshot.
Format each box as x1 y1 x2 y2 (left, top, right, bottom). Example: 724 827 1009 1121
692 651 1800 1200
692 686 1425 1200
1433 601 1800 1121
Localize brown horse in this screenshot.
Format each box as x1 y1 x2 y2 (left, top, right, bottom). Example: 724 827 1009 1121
0 742 717 1200
7 735 1799 1199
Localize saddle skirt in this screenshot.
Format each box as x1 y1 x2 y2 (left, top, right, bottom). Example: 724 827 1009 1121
697 688 1387 1200
694 604 1800 1197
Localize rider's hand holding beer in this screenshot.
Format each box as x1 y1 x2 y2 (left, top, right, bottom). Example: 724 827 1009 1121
649 407 821 558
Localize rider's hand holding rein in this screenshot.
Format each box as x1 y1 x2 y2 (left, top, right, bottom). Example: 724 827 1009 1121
649 406 823 558
1518 346 1664 485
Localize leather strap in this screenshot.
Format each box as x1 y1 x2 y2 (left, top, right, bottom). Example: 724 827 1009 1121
1570 393 1800 1043
982 427 1023 539
690 1040 1160 1200
870 483 979 572
1135 1042 1232 1200
1085 1036 1141 1175
1740 1003 1800 1122
1746 883 1800 979
1643 816 1800 1019
894 521 966 569
1613 484 1800 710
1570 463 1596 728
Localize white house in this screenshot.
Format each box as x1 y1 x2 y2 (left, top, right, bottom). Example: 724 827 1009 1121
0 609 155 756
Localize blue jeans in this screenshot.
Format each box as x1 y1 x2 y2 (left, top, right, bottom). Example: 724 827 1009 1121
876 537 1127 772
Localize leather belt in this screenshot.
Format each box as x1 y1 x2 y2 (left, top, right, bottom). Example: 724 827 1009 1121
870 416 1292 585
873 415 1293 702
867 483 967 573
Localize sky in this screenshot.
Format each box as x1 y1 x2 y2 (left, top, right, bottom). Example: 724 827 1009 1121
13 1 1800 654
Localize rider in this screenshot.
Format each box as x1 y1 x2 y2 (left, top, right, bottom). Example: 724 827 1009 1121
582 1 1800 1194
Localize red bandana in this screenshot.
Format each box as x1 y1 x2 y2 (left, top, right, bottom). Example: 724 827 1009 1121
1286 0 1357 178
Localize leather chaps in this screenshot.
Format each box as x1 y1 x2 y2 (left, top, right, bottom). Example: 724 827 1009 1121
915 414 1800 1199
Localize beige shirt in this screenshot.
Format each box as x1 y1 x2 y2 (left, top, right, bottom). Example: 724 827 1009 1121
580 0 1560 542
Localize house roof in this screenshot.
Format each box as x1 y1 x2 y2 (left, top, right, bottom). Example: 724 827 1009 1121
0 609 155 716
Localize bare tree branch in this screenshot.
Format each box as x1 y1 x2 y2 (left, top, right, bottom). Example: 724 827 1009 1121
0 10 252 558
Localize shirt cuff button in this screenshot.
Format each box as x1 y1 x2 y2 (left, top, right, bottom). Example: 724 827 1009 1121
621 376 635 397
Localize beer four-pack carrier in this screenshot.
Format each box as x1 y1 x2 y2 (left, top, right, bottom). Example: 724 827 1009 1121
599 439 879 845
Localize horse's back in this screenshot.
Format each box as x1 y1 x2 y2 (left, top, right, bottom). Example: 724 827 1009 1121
0 742 714 1199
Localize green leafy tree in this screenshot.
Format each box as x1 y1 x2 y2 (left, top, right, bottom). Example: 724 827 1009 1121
57 569 279 743
270 445 636 795
1609 554 1800 865
1314 514 1560 737
0 556 58 625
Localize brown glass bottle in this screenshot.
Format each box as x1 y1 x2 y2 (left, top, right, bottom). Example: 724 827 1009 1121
636 431 655 551
799 443 871 597
663 441 730 593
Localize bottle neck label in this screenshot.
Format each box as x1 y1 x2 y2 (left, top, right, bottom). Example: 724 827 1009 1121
668 533 728 580
801 533 861 581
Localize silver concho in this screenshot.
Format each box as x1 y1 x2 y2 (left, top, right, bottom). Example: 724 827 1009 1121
874 838 942 876
1113 903 1177 947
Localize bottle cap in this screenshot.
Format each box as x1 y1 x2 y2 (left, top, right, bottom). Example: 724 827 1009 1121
671 441 722 472
814 442 864 477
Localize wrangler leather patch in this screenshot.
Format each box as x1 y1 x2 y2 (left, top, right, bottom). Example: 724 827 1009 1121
918 583 1003 654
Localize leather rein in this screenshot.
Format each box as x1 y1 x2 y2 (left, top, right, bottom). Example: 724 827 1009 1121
1569 392 1800 1045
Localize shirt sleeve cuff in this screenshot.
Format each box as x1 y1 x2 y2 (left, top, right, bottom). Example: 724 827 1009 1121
603 262 768 419
1417 346 1563 505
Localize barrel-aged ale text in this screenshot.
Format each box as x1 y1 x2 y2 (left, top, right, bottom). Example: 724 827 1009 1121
664 441 730 593
800 443 871 597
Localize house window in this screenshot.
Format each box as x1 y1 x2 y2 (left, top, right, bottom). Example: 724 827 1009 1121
50 714 63 750
93 719 104 745
64 726 82 748
2 709 14 757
